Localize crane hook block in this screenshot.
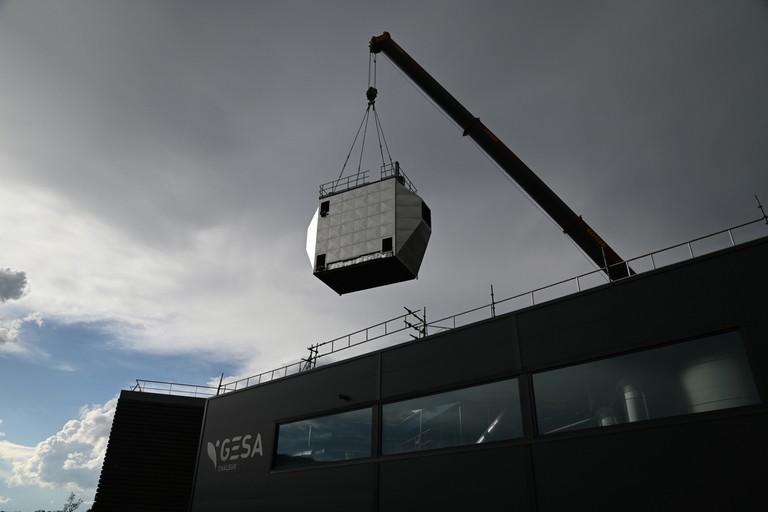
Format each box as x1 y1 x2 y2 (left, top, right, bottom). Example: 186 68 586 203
366 86 378 104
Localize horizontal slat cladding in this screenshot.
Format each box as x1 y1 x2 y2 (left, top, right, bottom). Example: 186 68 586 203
92 394 205 512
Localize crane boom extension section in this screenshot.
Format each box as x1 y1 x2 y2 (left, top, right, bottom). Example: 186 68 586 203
370 32 631 280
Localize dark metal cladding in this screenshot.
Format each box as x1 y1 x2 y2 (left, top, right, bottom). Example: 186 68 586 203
187 236 768 511
371 32 631 280
92 391 206 512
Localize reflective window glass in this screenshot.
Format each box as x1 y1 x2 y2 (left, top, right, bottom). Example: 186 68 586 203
275 408 372 468
533 331 760 435
382 379 523 455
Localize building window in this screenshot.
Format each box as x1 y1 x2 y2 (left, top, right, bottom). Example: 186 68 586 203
275 408 372 468
533 331 760 435
381 379 523 455
320 200 330 217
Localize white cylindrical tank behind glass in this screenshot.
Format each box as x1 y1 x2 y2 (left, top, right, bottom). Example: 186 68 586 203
616 377 649 423
682 354 758 413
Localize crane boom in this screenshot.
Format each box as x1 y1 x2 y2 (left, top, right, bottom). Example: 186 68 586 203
370 32 631 280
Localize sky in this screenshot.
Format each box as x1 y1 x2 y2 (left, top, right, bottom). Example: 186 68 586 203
1 0 767 510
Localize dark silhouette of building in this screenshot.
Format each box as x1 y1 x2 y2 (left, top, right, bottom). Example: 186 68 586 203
94 232 768 511
91 391 205 512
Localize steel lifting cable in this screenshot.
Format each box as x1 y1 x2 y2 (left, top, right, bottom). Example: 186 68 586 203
355 106 372 175
369 52 395 167
336 53 393 183
372 103 394 167
336 105 371 183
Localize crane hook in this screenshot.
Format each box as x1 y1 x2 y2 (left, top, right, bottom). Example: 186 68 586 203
366 86 378 105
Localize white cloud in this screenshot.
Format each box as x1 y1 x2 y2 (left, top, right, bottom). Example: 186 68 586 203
0 440 34 463
0 495 10 504
0 312 44 345
0 178 349 369
9 398 117 491
0 321 20 344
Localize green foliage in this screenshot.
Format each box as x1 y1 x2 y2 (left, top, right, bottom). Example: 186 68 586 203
62 492 83 512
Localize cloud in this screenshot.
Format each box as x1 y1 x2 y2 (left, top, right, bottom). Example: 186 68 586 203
0 268 38 346
0 268 27 302
0 439 34 463
9 398 116 491
0 434 32 486
0 0 765 380
0 321 20 344
0 495 10 504
0 312 43 345
0 180 343 367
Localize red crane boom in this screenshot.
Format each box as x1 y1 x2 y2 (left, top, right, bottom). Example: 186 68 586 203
370 32 632 280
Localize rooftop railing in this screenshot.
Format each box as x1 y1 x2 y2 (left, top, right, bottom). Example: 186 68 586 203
319 170 370 198
380 162 417 193
133 217 767 398
318 162 416 198
130 379 219 398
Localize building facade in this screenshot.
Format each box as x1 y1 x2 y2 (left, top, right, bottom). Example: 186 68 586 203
189 235 768 511
94 234 768 511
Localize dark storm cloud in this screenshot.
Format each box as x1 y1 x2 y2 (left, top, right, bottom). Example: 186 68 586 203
0 1 318 246
0 0 766 354
0 268 27 303
3 0 764 255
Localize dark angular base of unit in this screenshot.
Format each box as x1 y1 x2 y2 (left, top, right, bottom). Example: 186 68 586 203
314 256 417 294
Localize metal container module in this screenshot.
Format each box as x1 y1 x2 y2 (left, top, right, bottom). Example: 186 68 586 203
307 163 431 294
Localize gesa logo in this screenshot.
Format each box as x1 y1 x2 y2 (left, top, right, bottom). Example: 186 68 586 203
206 433 263 472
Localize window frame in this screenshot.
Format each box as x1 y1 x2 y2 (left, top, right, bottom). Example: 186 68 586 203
530 329 761 437
273 406 375 470
379 377 525 457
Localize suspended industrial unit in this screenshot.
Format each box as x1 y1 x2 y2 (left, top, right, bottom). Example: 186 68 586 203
307 53 431 294
307 162 431 294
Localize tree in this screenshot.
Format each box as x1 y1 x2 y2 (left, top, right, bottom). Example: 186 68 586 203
62 492 83 512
